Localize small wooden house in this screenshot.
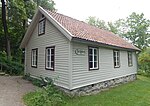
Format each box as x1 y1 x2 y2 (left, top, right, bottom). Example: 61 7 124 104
20 7 140 95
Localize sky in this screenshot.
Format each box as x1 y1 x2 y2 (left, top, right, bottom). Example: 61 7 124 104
54 0 150 22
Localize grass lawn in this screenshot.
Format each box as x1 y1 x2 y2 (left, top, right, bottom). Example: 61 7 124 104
24 75 150 106
66 75 150 106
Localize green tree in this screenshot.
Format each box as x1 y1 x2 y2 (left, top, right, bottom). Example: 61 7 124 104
0 0 56 61
86 12 150 50
1 0 11 59
23 0 36 29
125 12 150 49
33 0 56 11
86 16 108 30
108 19 127 36
138 47 150 75
0 8 5 51
7 0 29 60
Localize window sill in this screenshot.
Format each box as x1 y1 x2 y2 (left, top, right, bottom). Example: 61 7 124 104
89 68 99 71
128 65 133 67
31 65 37 68
114 66 120 68
38 32 45 36
45 67 54 71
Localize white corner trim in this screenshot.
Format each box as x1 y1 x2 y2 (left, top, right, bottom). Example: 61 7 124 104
68 41 73 89
39 6 73 41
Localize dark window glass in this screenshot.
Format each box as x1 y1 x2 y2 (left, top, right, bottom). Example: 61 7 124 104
89 62 93 69
51 49 54 54
38 18 46 35
88 47 99 70
31 48 38 67
51 56 54 61
89 49 92 55
89 55 93 61
45 47 55 70
94 62 97 67
113 50 120 68
128 52 133 66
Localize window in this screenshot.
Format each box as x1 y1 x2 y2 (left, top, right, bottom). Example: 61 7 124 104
113 50 120 68
88 47 99 70
31 48 38 67
45 46 55 70
128 52 133 66
38 17 46 35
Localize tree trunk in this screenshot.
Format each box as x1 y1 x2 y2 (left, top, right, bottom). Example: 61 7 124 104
1 0 11 60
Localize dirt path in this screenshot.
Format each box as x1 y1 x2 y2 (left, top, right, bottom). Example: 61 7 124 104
0 76 36 106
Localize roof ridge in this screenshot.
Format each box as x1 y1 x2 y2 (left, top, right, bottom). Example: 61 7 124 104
45 9 140 51
46 10 115 34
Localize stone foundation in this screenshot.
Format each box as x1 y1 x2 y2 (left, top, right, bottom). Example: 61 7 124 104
60 74 136 96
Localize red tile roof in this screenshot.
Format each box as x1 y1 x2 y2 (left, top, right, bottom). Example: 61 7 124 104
46 10 139 51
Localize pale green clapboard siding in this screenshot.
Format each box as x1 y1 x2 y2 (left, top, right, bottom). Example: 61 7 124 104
25 17 70 89
25 13 137 90
71 43 137 89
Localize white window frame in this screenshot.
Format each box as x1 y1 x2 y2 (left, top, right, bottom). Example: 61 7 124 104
38 18 45 35
45 46 55 70
128 52 133 67
113 50 120 68
31 48 38 67
88 47 99 70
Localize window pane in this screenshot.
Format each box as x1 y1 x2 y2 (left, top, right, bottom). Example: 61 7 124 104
39 20 45 34
114 61 116 67
129 60 131 65
94 49 97 55
89 55 93 61
117 57 119 62
94 62 97 68
51 49 54 54
34 60 36 66
48 55 50 61
39 22 42 34
94 56 97 61
32 49 37 66
116 52 119 56
128 52 132 66
43 21 45 31
89 62 93 68
89 48 92 55
51 62 54 68
51 55 54 61
89 47 99 70
47 62 50 67
47 49 50 55
114 50 120 67
117 62 120 66
41 22 43 28
114 56 116 62
45 47 55 70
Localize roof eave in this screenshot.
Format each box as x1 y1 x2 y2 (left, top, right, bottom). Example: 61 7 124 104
72 37 140 51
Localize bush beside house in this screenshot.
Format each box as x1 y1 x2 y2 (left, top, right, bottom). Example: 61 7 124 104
0 51 24 75
23 76 65 106
138 48 150 76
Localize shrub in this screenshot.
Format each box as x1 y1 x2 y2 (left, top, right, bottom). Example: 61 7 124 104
23 74 53 87
138 48 150 76
0 51 24 75
23 76 65 106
